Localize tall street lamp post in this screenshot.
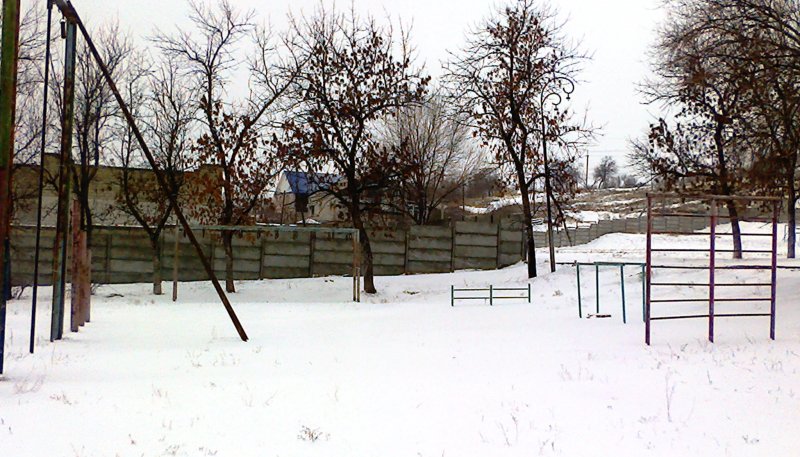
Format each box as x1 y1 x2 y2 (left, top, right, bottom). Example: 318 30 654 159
540 74 575 273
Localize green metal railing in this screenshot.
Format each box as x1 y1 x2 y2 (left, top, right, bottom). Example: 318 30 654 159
450 284 531 306
574 261 646 324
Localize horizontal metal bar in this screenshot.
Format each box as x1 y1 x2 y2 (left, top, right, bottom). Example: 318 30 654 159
193 224 359 235
651 282 771 287
650 314 709 321
651 264 774 270
492 287 529 291
574 262 646 267
651 231 710 236
653 212 709 218
646 193 782 202
714 232 774 237
452 297 490 300
650 299 710 303
715 249 774 254
453 288 490 292
714 298 772 302
492 296 528 300
652 248 710 252
715 313 772 318
715 216 775 223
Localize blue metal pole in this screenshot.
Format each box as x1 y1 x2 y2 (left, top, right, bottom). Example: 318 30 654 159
620 264 627 324
576 263 582 318
595 263 600 314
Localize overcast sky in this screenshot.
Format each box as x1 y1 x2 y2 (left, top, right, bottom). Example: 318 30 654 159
47 0 665 175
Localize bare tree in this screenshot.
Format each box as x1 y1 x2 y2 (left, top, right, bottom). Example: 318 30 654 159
381 93 481 225
644 0 754 258
155 0 297 292
443 0 591 278
279 5 428 293
113 57 196 295
70 21 132 244
7 3 53 218
593 156 619 189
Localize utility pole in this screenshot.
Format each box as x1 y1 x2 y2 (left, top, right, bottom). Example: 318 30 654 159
585 153 589 189
0 0 21 374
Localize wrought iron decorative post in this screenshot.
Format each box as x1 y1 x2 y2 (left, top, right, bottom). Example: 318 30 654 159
539 73 575 273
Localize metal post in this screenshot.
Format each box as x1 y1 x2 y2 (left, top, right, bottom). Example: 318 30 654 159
527 283 531 304
620 264 626 324
709 199 717 343
172 225 179 302
541 106 556 273
595 263 600 314
645 196 653 345
641 264 645 323
351 232 356 302
29 0 55 354
770 201 779 340
576 263 582 318
51 17 77 342
489 284 493 306
70 199 80 332
450 285 454 307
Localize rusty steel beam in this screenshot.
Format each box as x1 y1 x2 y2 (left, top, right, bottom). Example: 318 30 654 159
0 0 22 374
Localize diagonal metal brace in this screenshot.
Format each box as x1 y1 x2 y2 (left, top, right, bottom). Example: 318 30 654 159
53 0 248 341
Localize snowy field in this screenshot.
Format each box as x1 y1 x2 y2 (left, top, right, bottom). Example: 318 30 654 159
1 229 799 456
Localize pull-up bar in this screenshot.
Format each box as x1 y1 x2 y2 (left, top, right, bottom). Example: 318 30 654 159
572 261 646 324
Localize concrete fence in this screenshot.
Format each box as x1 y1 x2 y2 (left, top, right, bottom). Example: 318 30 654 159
7 214 718 286
8 221 527 286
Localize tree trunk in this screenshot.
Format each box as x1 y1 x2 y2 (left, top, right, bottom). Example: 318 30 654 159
519 182 537 278
151 238 163 295
788 187 797 259
222 231 235 293
725 200 743 259
351 207 376 294
360 226 377 294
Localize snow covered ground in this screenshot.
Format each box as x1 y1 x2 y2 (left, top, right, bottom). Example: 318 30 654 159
1 229 799 456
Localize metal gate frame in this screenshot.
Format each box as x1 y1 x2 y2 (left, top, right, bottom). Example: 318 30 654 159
645 193 781 345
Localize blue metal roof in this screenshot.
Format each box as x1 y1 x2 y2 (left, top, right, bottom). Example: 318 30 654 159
283 171 341 195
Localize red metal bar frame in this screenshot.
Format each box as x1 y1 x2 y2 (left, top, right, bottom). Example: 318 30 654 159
645 196 652 345
644 193 780 345
770 201 779 340
709 199 717 343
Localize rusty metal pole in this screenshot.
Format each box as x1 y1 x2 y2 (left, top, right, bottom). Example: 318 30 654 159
69 199 80 332
0 0 21 374
56 1 248 340
50 16 76 342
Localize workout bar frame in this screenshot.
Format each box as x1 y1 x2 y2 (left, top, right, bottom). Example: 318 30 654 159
645 194 781 345
450 284 531 306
